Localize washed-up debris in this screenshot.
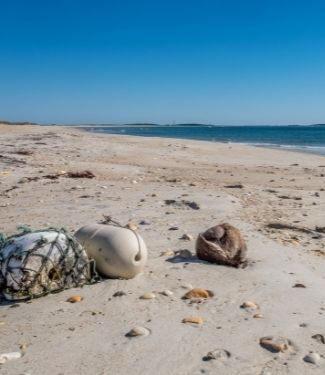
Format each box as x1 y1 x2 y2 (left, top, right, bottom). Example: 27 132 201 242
224 184 244 189
196 223 247 267
140 292 156 300
202 349 231 361
0 228 94 301
67 295 83 303
266 223 323 238
113 291 127 297
303 352 321 365
315 226 325 233
164 199 200 210
11 149 34 156
259 336 291 353
43 170 95 180
0 352 22 365
311 334 325 344
182 288 214 300
182 315 204 324
125 326 150 337
75 223 148 279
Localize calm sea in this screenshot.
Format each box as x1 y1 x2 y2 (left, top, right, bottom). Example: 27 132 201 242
82 125 325 156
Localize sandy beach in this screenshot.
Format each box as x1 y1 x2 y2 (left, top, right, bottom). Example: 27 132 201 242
1 123 325 375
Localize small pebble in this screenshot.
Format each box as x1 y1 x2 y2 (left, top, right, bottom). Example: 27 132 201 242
125 326 150 337
160 250 174 257
140 292 156 300
303 352 321 365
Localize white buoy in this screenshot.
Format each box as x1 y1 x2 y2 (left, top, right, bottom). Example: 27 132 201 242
74 224 148 279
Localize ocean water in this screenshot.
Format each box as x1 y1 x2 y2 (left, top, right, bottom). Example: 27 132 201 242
83 125 325 156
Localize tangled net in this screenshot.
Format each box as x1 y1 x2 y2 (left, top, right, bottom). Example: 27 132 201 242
0 227 98 301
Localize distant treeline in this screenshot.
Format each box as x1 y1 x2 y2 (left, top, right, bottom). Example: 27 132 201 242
0 120 38 125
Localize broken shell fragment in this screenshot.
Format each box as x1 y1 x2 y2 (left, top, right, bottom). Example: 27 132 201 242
182 315 204 324
125 326 150 337
202 349 231 361
140 292 156 300
66 295 83 303
259 336 291 353
0 352 22 365
240 301 258 309
253 314 264 319
182 288 214 300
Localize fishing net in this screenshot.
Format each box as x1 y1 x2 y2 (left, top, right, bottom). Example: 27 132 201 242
0 227 98 301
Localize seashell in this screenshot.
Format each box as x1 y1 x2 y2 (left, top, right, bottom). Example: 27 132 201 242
161 290 173 296
125 326 150 337
19 343 28 351
174 249 193 258
259 336 290 353
66 295 83 303
0 321 6 326
180 234 193 241
140 292 156 300
182 315 204 324
240 301 258 309
182 288 214 300
253 314 264 319
203 349 231 361
0 352 22 364
160 250 175 257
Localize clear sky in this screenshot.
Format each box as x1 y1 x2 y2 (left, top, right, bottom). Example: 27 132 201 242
1 0 325 125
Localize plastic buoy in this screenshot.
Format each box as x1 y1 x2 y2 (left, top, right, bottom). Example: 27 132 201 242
74 224 147 279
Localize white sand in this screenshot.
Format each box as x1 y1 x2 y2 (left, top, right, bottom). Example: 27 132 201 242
0 124 325 374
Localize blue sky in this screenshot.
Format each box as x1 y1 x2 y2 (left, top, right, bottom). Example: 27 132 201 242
1 0 325 124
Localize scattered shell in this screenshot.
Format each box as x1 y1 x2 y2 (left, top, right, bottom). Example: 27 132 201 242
19 343 28 352
0 321 6 326
180 233 193 241
202 349 231 361
125 326 150 337
303 352 321 365
182 288 214 300
126 223 138 231
181 283 193 290
161 290 173 296
311 334 325 344
140 292 156 300
182 315 204 324
240 301 258 309
253 314 264 319
160 250 175 257
259 336 291 353
0 352 22 365
66 295 83 303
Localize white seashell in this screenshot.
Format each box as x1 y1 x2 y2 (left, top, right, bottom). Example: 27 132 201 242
161 290 173 296
140 292 156 300
126 326 150 337
0 352 22 364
